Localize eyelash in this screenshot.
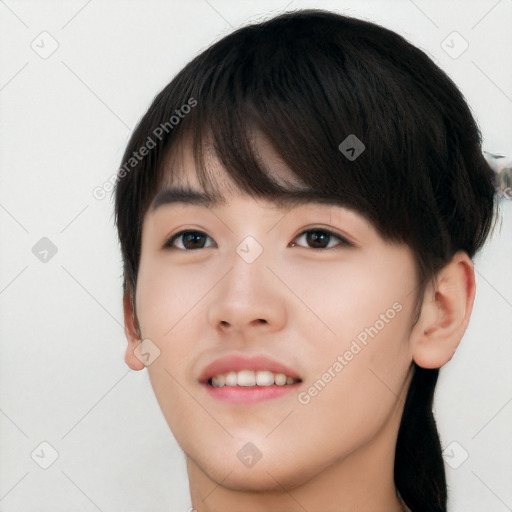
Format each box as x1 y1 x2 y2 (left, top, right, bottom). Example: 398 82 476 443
163 228 353 251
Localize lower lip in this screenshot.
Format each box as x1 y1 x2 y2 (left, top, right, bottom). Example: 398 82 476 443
203 383 301 404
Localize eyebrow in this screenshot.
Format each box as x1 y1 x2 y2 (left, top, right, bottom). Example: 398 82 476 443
151 186 348 211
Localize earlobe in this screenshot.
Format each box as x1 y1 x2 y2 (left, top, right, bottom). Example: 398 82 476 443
412 251 476 369
123 292 145 371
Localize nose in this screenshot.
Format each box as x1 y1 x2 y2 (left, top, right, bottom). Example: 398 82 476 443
207 247 287 335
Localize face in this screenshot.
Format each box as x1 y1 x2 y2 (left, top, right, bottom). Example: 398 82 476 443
131 137 418 493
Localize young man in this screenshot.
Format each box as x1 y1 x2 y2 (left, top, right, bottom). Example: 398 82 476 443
114 10 497 512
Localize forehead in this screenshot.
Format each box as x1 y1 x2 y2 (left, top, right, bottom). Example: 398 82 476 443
151 132 325 211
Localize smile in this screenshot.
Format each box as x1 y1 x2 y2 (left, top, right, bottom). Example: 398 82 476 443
209 370 300 387
203 379 302 404
199 353 303 404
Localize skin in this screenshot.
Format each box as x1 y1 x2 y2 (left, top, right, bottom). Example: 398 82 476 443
122 136 476 512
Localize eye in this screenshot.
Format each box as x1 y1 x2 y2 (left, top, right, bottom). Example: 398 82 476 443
164 230 216 250
290 228 353 250
163 228 353 251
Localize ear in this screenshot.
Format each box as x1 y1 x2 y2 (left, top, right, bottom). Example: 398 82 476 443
411 251 476 369
123 292 145 371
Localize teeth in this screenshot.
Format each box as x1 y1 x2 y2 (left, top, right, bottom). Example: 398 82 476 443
225 371 237 386
210 370 299 388
274 373 287 386
212 373 225 387
237 370 256 386
256 371 274 386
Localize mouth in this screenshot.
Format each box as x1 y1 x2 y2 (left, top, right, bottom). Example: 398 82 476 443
199 354 303 404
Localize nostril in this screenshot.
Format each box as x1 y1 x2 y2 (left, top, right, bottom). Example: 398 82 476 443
219 319 267 326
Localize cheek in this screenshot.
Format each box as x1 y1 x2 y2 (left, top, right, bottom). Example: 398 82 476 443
134 260 206 416
294 258 413 421
134 254 221 427
135 253 218 339
295 313 411 461
286 257 409 350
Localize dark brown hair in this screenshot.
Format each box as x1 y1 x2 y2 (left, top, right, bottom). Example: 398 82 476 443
114 9 497 511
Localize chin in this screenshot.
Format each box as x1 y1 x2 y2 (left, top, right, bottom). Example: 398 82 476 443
188 443 321 493
206 465 306 493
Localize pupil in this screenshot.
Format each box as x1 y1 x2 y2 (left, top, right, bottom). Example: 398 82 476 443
308 231 328 248
185 233 204 249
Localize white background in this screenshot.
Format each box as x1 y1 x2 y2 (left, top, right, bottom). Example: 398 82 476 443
0 0 511 511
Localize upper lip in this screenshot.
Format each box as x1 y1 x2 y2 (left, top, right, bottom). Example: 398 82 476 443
198 353 302 383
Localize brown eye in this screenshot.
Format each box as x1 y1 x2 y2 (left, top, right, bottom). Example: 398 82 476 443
291 229 352 249
164 228 352 251
164 231 216 250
